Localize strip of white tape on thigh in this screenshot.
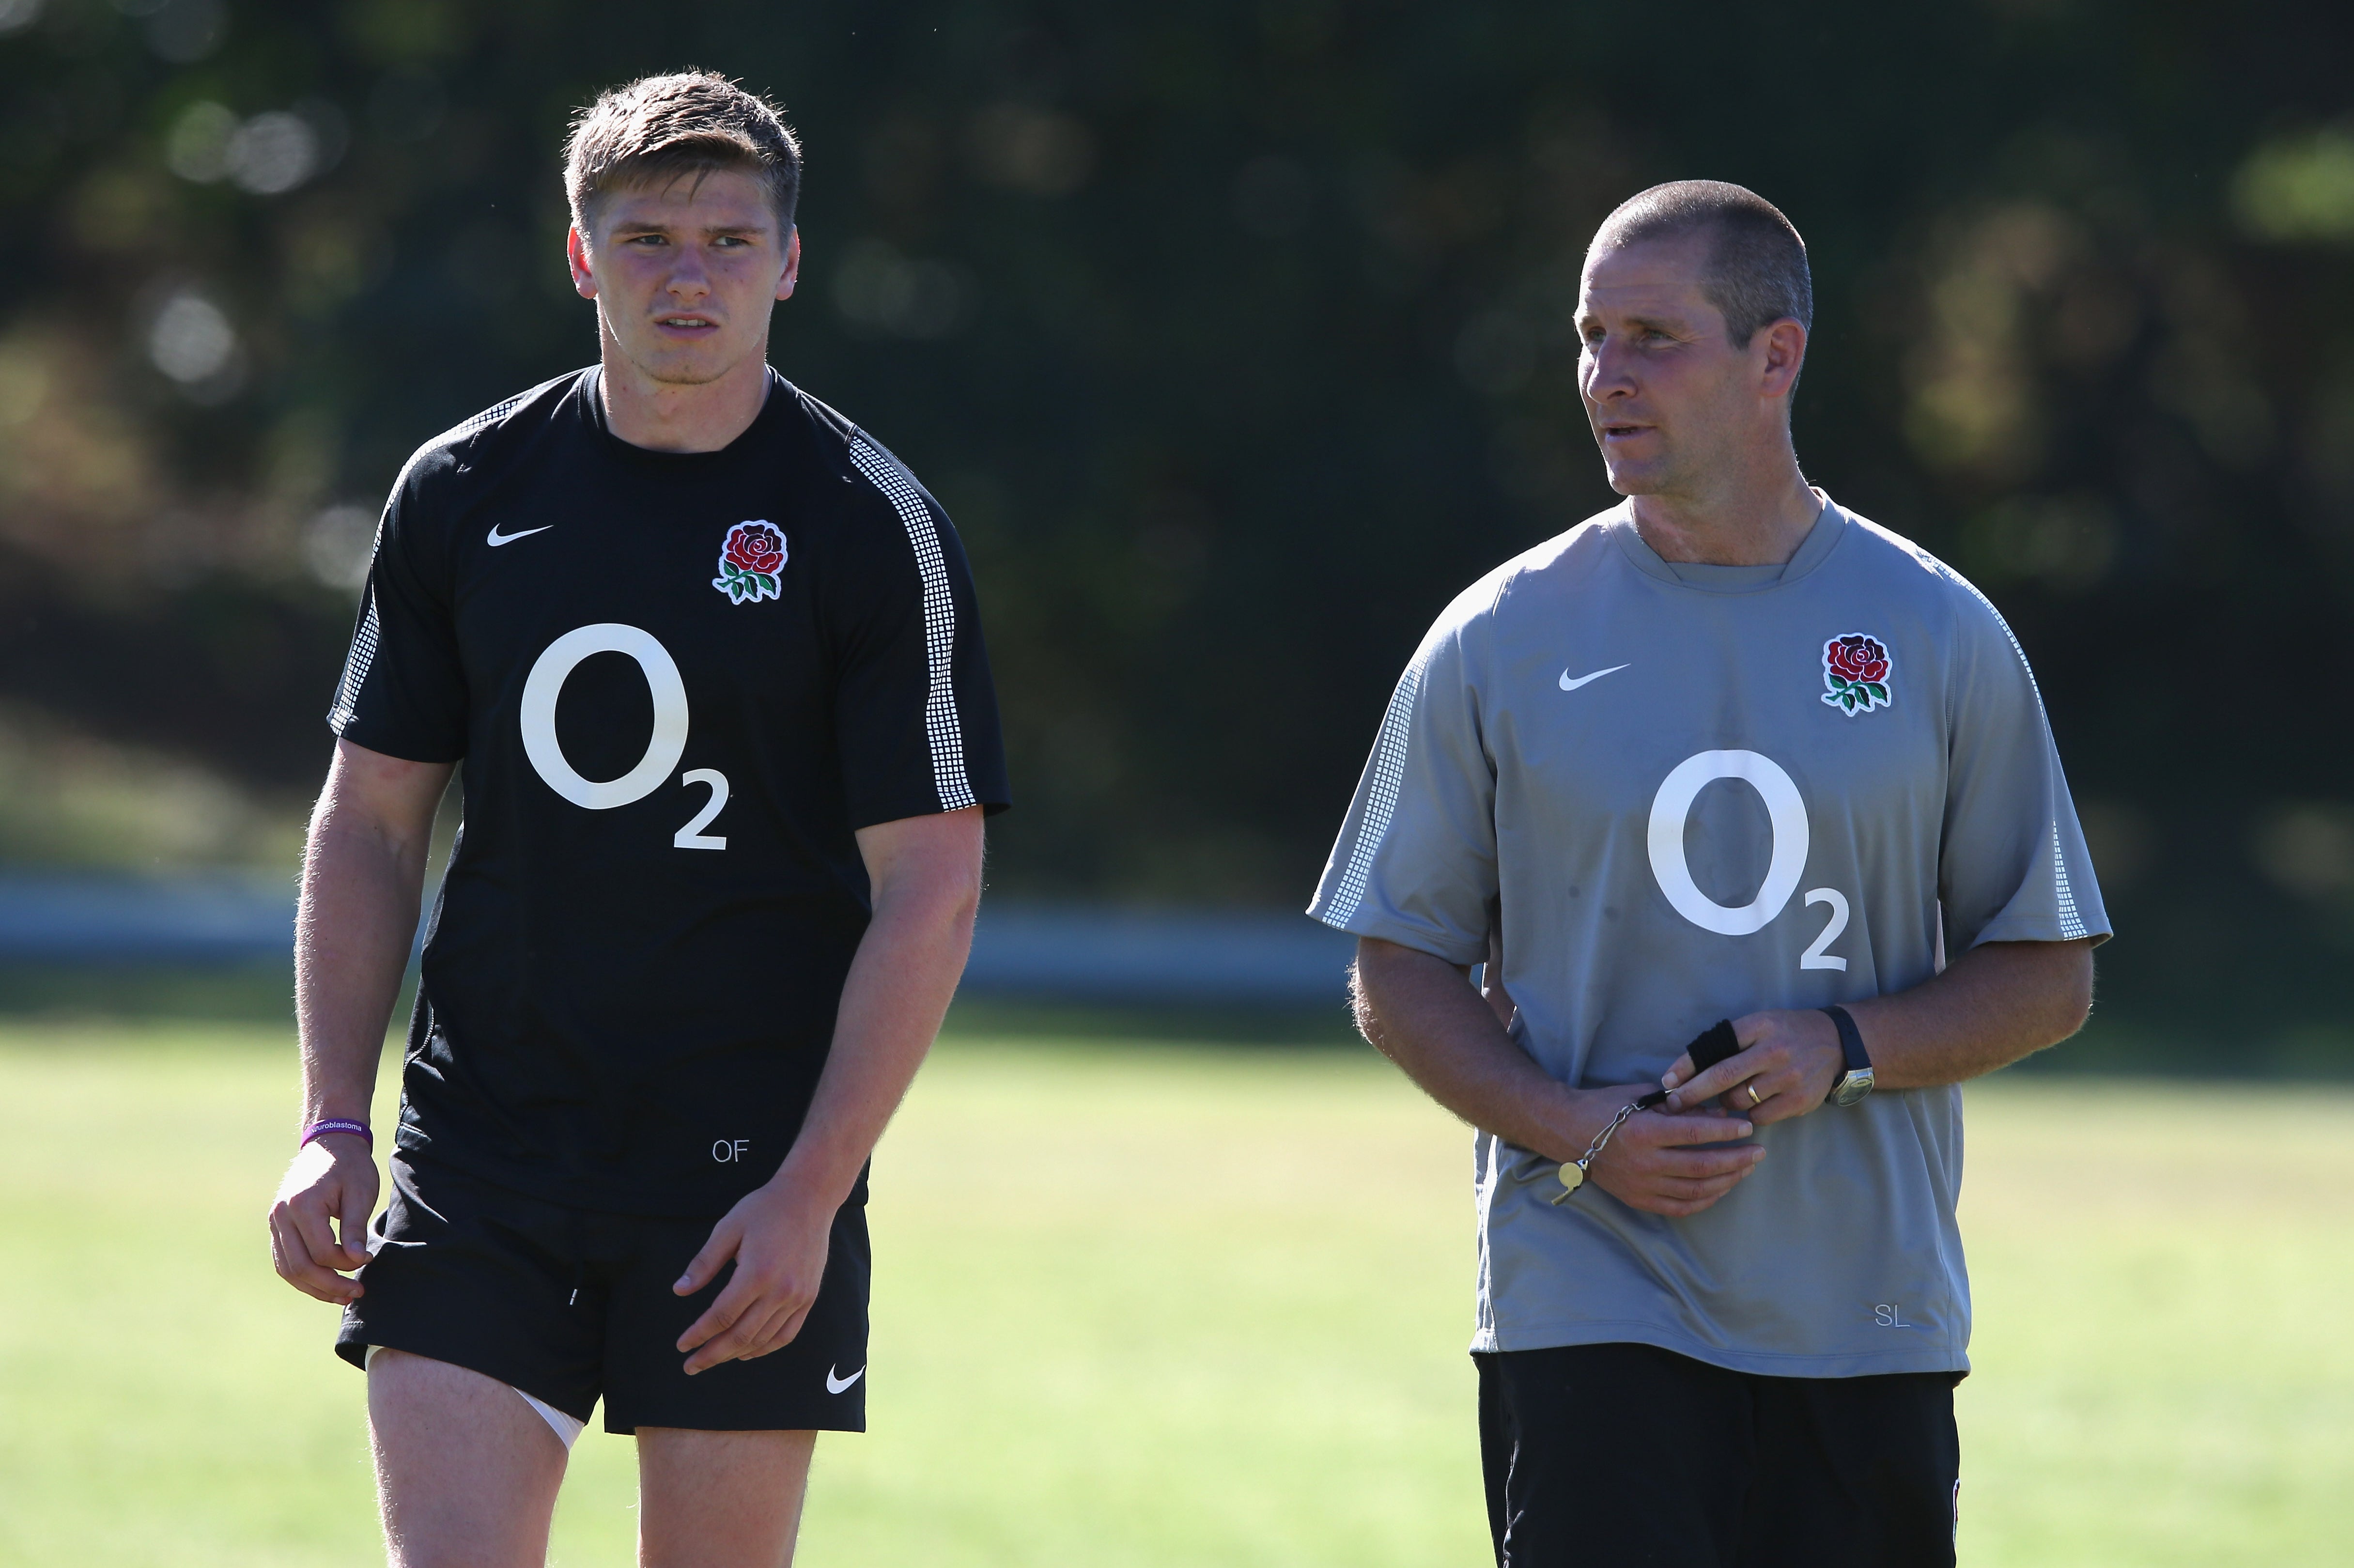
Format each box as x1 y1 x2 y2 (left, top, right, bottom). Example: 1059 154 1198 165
362 1346 585 1449
515 1387 586 1450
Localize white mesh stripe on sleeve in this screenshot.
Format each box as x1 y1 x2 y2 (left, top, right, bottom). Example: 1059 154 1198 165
327 587 382 735
1320 660 1425 928
325 389 523 738
2052 820 2087 940
848 437 976 811
1933 555 2090 938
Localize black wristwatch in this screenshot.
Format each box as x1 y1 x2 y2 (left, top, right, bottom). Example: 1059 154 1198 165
1820 1005 1875 1107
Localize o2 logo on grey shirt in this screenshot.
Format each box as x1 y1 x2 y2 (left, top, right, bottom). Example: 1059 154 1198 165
1647 749 1849 972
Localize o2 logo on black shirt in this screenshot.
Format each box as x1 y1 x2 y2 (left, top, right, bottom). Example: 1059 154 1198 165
520 623 728 850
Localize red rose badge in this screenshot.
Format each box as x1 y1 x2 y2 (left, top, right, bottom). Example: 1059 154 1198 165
713 520 786 605
1820 633 1894 715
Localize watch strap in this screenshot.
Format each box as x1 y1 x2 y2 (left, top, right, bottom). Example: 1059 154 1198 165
1819 1005 1873 1104
1820 1005 1870 1075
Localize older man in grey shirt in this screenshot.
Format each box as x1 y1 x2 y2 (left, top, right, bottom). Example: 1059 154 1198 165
1313 181 2105 1568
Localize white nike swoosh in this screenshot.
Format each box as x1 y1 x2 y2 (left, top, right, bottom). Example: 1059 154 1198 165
826 1365 865 1394
486 523 554 547
1559 663 1631 691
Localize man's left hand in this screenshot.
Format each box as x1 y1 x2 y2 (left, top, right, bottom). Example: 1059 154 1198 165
673 1178 836 1375
1660 1009 1843 1124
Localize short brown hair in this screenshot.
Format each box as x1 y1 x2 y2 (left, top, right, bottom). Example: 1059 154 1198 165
1591 180 1812 347
564 71 802 236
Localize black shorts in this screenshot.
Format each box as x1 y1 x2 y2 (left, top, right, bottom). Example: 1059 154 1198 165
337 1155 870 1434
1476 1343 1960 1568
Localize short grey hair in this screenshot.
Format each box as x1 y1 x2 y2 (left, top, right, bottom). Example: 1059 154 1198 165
1591 180 1812 347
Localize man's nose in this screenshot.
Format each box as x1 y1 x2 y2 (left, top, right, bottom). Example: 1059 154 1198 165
666 249 712 298
1582 338 1636 400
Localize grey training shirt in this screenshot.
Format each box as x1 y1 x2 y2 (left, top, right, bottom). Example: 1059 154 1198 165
1310 497 2109 1377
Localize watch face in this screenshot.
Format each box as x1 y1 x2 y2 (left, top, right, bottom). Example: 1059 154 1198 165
1832 1071 1875 1107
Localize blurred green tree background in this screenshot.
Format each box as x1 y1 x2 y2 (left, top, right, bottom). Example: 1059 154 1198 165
0 0 2349 1056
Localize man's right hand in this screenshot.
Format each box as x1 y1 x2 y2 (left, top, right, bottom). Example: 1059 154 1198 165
1571 1087 1766 1218
269 1135 380 1304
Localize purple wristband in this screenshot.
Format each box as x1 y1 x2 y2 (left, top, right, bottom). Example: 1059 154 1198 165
301 1118 372 1150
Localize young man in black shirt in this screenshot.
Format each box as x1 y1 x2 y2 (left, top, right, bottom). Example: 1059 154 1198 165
266 73 1009 1566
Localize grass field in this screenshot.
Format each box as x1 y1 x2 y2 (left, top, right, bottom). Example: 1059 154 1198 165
0 1023 2349 1566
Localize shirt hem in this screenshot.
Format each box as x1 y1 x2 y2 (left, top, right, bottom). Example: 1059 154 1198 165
849 791 1012 830
1304 906 1485 967
1467 1316 1969 1379
326 720 465 767
1965 917 2113 949
391 1134 774 1221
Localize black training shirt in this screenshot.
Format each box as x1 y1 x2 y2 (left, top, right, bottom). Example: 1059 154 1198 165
327 367 1009 1215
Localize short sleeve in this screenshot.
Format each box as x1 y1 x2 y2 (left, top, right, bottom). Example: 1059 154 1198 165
1936 572 2111 952
831 435 1010 827
1307 598 1498 965
326 461 468 763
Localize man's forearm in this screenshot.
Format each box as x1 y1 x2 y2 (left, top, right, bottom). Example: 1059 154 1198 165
773 874 978 1208
1354 936 1766 1214
295 782 438 1125
269 744 448 1304
1353 937 1599 1163
1844 937 2094 1091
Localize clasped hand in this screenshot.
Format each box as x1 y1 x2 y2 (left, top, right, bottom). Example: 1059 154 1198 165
1661 1008 1843 1123
1576 1009 1843 1217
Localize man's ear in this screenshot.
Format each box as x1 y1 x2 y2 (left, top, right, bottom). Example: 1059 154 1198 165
566 225 598 301
776 227 801 303
1758 318 1807 402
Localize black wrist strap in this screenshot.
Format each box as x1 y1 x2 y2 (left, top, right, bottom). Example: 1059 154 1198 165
1820 1005 1870 1078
